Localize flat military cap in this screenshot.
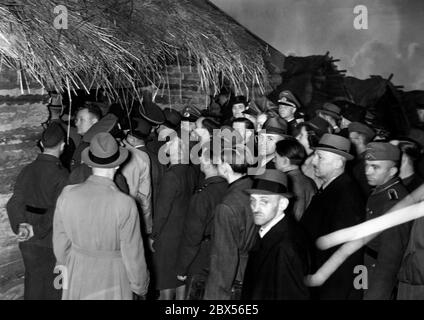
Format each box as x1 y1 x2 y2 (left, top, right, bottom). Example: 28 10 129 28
364 142 401 161
348 122 376 141
41 122 65 148
181 105 202 122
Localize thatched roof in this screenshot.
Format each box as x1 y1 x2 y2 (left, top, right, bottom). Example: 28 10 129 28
0 0 268 102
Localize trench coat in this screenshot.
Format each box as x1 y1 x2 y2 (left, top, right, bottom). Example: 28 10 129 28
152 164 197 290
121 141 152 235
242 216 311 300
53 175 149 300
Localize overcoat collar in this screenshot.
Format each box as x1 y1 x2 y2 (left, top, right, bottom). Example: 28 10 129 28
87 175 116 187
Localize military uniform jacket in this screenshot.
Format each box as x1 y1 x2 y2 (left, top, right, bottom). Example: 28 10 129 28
241 216 311 300
7 154 69 248
176 176 228 277
365 178 409 255
300 173 365 300
364 177 412 300
204 176 257 300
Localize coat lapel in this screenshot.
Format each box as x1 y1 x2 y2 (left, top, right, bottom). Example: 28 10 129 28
251 217 291 272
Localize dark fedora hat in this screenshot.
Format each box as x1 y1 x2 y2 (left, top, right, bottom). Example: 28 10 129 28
314 133 354 160
316 102 342 120
138 100 165 125
242 105 260 117
130 117 152 139
245 169 293 198
262 116 290 137
163 108 182 129
305 116 331 137
231 95 250 107
81 132 129 168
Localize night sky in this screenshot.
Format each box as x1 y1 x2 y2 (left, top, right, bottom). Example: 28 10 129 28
211 0 424 90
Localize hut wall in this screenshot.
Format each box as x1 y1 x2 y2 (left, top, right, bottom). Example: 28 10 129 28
0 67 48 300
155 65 210 110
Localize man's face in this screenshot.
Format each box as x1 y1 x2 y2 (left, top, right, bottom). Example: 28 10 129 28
340 117 351 129
311 150 341 180
278 105 295 120
365 160 397 186
232 122 248 142
232 103 246 118
349 131 364 150
417 109 424 123
274 153 289 171
75 109 98 135
296 126 310 151
250 194 280 227
259 133 283 156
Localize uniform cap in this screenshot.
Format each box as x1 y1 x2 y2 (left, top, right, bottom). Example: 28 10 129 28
364 142 401 161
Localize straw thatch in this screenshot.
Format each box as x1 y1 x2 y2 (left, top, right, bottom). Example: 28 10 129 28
0 0 268 103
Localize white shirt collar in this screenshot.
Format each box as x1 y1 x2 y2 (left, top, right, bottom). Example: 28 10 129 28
259 214 285 238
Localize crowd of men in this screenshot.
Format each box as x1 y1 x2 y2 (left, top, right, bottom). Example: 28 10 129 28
6 88 424 300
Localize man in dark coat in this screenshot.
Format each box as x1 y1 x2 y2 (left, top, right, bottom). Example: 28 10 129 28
300 134 365 300
242 170 311 300
362 142 412 299
176 147 228 300
204 145 257 300
151 134 197 300
274 139 317 221
277 90 303 136
257 116 290 172
7 123 69 299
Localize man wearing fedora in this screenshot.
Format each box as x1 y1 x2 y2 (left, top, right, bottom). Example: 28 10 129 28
151 132 198 300
7 123 69 300
222 95 250 126
147 108 182 156
300 133 365 300
242 170 311 300
121 118 153 236
316 102 342 134
53 132 149 300
204 145 257 300
362 142 411 299
257 116 290 172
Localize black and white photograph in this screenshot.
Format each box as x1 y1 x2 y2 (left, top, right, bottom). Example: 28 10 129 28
1 0 424 310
